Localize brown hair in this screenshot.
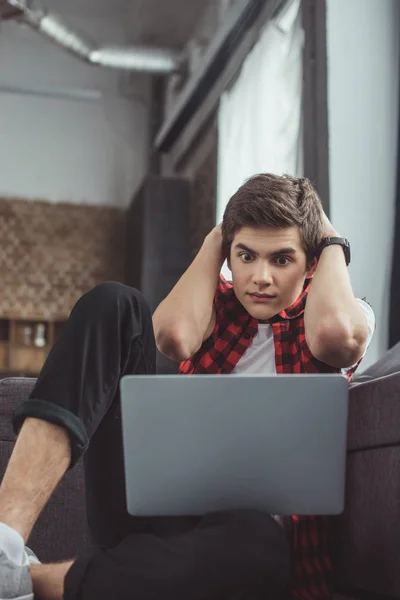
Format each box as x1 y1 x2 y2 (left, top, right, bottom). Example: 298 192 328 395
221 173 324 266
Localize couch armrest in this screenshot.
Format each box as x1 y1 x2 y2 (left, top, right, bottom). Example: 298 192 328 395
347 372 400 451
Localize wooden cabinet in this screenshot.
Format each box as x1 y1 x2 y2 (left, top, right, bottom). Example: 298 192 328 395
0 317 66 377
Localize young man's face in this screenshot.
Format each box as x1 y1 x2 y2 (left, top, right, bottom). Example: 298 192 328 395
228 225 317 321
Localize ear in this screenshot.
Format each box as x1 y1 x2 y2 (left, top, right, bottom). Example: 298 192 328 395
305 257 318 279
225 244 232 271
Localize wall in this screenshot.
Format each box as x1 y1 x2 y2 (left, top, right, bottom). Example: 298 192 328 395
0 197 125 319
326 0 400 369
0 17 150 207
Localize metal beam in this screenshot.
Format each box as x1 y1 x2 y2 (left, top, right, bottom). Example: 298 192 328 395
155 0 274 153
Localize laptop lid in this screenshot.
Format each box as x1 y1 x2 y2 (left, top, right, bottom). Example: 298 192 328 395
120 374 348 517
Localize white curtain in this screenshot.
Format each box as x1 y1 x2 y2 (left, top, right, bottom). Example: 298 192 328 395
217 0 304 237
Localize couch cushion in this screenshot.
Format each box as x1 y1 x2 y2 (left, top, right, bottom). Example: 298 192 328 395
334 346 400 597
348 371 400 451
332 446 400 598
0 377 36 440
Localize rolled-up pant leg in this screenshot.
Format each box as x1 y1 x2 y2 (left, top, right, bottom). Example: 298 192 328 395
64 509 291 600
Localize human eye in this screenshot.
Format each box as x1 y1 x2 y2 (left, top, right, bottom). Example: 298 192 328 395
275 256 291 266
239 252 254 263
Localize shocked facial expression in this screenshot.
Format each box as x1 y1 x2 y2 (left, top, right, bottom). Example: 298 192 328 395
228 226 317 321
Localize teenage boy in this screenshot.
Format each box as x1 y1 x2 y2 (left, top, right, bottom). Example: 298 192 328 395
0 173 374 600
154 173 375 599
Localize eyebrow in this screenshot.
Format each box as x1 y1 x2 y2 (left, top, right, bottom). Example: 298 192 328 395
234 243 297 259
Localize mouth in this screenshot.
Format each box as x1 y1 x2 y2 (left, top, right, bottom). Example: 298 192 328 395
248 293 277 303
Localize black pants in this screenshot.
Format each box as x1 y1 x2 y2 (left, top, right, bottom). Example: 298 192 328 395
13 282 290 600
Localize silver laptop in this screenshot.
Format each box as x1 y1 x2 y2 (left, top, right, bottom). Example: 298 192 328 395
120 374 349 517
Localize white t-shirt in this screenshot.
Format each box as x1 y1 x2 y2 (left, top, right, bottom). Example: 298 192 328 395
232 299 375 376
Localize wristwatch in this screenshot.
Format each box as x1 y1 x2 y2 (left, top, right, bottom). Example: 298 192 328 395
316 237 351 266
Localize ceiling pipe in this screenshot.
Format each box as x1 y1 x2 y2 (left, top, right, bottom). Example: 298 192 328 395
0 0 23 20
5 0 181 74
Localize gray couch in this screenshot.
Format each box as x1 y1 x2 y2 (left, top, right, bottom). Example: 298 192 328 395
1 344 400 599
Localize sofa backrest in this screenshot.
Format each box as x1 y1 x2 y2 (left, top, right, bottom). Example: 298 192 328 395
353 340 400 381
0 377 90 562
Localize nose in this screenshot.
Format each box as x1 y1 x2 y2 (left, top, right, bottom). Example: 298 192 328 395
252 262 273 287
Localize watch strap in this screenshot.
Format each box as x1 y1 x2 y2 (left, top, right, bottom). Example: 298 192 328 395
317 237 351 265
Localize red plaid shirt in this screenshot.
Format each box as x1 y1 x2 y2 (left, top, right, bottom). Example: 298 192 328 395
179 275 361 600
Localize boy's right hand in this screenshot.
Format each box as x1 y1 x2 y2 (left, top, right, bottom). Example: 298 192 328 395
205 223 225 259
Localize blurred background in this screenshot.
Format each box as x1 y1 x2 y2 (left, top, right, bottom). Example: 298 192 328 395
0 0 398 376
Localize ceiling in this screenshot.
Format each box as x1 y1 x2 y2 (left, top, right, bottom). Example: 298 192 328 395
40 0 212 49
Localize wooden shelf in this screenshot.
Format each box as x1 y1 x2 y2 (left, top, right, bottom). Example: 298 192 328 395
9 344 51 351
0 341 8 372
0 317 66 377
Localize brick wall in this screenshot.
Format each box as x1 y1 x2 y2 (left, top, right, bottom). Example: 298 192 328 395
0 198 126 319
